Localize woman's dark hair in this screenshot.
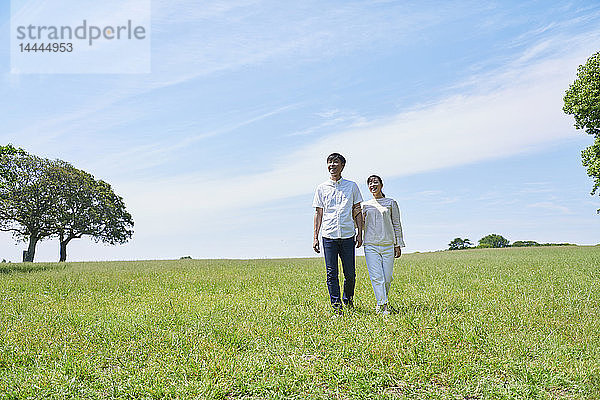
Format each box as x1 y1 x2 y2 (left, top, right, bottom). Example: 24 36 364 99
367 175 385 197
327 152 346 165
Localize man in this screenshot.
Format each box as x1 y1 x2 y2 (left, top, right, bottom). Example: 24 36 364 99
313 153 364 314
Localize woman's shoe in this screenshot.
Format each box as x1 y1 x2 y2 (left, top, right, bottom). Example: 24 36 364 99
380 303 390 316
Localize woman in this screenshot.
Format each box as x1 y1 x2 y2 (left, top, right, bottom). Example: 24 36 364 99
361 175 405 315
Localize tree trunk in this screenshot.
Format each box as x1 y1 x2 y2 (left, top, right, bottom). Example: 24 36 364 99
24 235 38 262
59 233 72 262
59 240 68 262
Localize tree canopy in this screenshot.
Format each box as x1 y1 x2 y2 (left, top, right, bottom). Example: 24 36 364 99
448 237 473 250
563 51 600 209
478 234 510 248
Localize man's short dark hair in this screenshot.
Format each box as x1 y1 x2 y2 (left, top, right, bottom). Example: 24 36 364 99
327 153 346 165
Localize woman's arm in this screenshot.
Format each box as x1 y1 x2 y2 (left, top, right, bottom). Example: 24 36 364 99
391 199 405 248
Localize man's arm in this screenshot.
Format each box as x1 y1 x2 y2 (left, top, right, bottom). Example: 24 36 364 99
313 207 323 253
352 203 363 248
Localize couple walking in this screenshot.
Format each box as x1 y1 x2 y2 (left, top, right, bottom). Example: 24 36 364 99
313 153 405 315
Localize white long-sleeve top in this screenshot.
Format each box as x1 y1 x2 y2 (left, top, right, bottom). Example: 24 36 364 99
361 197 405 247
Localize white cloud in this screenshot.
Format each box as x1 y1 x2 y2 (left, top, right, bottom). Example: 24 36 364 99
82 103 300 175
287 110 366 137
527 201 573 215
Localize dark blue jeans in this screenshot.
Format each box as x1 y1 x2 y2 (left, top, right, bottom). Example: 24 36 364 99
322 237 355 306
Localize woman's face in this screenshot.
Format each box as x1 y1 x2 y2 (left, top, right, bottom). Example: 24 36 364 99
368 177 383 197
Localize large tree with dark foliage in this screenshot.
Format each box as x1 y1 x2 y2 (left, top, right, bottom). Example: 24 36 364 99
0 145 58 261
48 162 134 262
478 234 510 248
448 237 473 250
564 51 600 212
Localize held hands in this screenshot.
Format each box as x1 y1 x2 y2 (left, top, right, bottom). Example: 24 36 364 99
394 246 402 258
313 238 320 253
355 233 363 248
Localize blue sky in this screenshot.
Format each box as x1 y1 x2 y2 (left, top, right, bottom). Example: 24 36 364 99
1 0 599 261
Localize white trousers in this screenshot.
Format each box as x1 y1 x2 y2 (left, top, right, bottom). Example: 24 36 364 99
364 243 394 306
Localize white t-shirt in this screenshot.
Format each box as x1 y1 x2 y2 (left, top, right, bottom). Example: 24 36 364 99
361 197 405 247
313 178 363 239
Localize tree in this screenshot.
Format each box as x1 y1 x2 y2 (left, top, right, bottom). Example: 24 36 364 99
448 237 473 250
47 162 134 262
0 145 59 261
563 51 600 211
478 234 509 248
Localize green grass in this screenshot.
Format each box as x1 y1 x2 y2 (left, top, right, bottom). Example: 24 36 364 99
1 246 599 399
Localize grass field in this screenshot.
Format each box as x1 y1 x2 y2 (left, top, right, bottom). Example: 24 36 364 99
1 246 599 399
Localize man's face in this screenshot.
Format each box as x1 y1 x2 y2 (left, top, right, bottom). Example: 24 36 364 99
327 158 344 176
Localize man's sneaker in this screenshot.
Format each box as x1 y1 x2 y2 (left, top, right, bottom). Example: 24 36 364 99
345 297 354 310
332 303 343 316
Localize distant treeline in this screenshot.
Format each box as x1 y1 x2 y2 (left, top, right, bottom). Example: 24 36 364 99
510 241 575 247
448 235 575 250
